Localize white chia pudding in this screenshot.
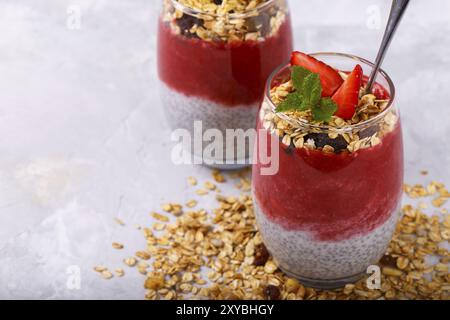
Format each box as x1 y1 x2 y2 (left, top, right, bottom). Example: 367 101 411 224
160 83 258 168
254 198 401 288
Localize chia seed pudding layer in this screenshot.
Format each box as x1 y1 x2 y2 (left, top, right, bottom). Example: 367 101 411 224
254 197 401 281
160 82 258 166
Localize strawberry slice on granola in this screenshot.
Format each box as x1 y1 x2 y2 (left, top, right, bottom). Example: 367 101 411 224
332 64 363 120
290 51 343 97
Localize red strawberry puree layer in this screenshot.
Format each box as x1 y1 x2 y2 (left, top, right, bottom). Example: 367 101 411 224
157 17 293 107
253 119 404 242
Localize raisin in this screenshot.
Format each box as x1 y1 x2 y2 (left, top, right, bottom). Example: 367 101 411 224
253 244 270 266
176 14 203 39
379 254 397 268
264 285 281 300
213 0 223 5
304 133 348 153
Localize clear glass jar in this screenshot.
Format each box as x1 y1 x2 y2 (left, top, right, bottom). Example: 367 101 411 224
157 0 293 169
252 53 404 289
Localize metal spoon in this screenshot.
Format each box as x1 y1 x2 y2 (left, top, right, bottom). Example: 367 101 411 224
365 0 410 94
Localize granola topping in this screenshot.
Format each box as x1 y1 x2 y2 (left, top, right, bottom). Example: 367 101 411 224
263 76 398 154
95 170 449 300
162 0 288 42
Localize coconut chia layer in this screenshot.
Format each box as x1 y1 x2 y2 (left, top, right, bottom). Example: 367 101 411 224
160 83 257 164
254 198 401 281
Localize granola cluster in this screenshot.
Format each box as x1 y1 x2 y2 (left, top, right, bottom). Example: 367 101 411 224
95 169 449 300
264 75 398 154
162 0 288 42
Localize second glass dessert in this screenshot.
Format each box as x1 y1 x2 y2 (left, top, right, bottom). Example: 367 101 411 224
158 0 293 168
253 52 404 289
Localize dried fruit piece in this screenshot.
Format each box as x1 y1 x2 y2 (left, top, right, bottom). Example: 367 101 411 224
176 14 203 38
303 132 348 153
253 244 270 266
264 285 281 300
379 254 397 268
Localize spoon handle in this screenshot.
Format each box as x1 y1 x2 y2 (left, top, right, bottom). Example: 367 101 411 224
365 0 410 93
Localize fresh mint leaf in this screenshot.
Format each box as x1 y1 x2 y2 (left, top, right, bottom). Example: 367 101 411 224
276 93 304 112
311 98 338 122
301 73 322 107
276 67 338 121
298 97 311 111
291 66 312 91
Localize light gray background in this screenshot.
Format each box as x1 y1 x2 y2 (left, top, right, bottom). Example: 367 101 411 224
0 0 448 299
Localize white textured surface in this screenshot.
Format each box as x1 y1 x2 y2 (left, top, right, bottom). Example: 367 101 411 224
0 0 449 299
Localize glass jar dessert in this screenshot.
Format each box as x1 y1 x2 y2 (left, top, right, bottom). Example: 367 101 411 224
158 0 293 169
253 52 404 289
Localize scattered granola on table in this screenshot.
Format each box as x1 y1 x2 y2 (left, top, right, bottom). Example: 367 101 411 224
95 170 449 300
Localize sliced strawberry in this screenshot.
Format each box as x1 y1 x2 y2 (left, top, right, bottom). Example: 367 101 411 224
340 74 390 100
332 64 363 120
290 51 343 97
